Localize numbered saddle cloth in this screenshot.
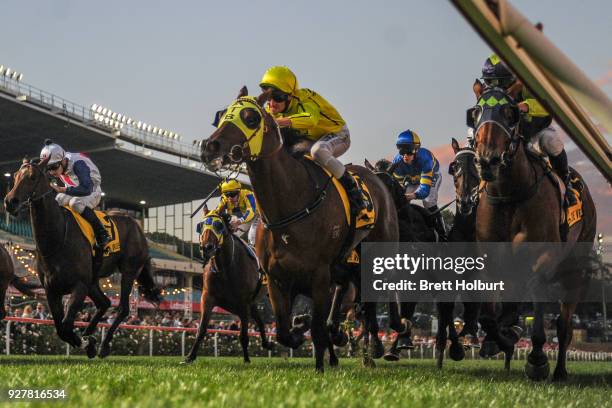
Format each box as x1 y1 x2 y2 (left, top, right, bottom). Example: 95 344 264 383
64 207 121 256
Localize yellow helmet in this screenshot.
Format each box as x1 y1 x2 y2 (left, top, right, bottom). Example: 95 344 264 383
221 179 241 194
259 66 299 95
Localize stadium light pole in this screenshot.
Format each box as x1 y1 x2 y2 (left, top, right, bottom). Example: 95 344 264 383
139 200 147 227
4 172 11 226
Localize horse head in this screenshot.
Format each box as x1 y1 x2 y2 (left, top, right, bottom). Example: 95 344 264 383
469 80 523 181
200 86 280 170
449 138 480 216
199 212 231 263
4 158 50 215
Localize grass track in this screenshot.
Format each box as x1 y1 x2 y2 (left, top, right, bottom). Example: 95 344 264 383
0 356 610 407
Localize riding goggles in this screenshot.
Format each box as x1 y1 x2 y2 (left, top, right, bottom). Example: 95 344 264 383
47 162 62 171
398 146 418 156
224 191 239 198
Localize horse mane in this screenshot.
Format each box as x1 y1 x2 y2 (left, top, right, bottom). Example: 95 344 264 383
280 128 314 158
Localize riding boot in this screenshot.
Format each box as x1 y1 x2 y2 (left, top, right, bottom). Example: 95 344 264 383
338 172 367 215
427 206 447 241
549 150 577 207
81 207 111 248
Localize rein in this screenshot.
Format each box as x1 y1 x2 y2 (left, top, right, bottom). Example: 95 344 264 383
484 153 549 206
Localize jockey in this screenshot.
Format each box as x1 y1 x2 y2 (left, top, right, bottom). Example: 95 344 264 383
470 54 576 205
39 140 110 247
259 66 367 214
390 130 446 239
211 179 259 246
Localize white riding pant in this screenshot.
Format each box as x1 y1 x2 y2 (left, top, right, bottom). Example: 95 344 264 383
527 126 564 157
311 126 351 179
55 188 102 214
233 215 260 247
404 170 442 209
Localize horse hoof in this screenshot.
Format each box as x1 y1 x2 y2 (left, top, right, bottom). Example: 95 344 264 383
525 360 550 381
98 343 111 359
370 339 385 360
292 314 312 331
552 368 568 382
363 357 376 368
244 359 251 364
383 350 400 362
396 335 414 350
479 341 500 358
181 358 195 365
85 336 97 359
331 331 349 347
329 356 339 367
449 343 465 361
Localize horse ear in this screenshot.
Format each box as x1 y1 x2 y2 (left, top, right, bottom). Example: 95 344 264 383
364 159 375 171
507 81 523 100
451 138 461 153
237 86 248 99
473 79 483 99
256 89 270 107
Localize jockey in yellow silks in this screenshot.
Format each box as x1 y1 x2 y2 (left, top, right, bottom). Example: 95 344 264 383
211 180 259 246
259 66 366 213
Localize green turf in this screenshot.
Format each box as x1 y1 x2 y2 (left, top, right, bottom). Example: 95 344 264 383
0 356 609 407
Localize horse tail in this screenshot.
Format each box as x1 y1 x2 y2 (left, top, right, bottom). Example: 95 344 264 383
10 275 40 297
137 256 163 305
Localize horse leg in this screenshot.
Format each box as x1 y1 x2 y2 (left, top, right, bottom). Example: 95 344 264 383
396 302 415 350
63 283 96 357
498 302 520 371
327 284 349 347
250 303 273 350
364 302 384 359
436 302 452 369
98 274 134 358
82 283 111 337
183 292 215 364
46 291 72 345
328 339 339 367
479 302 500 358
310 268 331 372
460 302 481 348
552 302 576 381
239 311 251 364
268 279 302 349
525 302 549 380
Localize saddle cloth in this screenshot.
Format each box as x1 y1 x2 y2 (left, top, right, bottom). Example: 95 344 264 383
64 207 121 256
304 156 376 229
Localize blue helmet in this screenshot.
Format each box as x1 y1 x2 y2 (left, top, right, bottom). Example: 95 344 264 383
396 130 421 154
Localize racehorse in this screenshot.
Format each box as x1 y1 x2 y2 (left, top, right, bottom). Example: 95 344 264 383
470 82 597 381
0 243 39 320
434 138 482 369
364 158 436 361
201 87 399 372
184 213 272 364
4 159 162 358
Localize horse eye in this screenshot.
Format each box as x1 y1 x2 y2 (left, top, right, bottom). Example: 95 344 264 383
448 163 455 176
240 108 261 130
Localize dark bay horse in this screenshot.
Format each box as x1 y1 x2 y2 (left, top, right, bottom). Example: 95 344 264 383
434 138 482 369
4 159 161 358
201 88 399 372
365 158 436 361
184 213 272 364
470 82 597 381
0 243 39 320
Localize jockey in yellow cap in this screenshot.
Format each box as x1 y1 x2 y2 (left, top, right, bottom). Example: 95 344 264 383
211 179 259 246
259 66 366 213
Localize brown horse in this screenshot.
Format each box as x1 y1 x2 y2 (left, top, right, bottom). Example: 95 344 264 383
4 159 162 358
470 82 597 381
184 213 272 364
0 243 39 319
201 88 399 371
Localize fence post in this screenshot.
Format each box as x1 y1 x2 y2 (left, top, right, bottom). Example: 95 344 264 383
181 331 186 357
101 326 106 340
5 321 10 355
213 333 218 357
66 343 70 356
268 336 272 358
149 330 153 357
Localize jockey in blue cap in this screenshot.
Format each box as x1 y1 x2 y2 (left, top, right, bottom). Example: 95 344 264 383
390 130 446 240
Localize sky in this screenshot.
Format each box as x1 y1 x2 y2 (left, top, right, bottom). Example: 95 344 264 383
2 0 611 167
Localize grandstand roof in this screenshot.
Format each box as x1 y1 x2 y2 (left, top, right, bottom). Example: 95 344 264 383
0 89 221 209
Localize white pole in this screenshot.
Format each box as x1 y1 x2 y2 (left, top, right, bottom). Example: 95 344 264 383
5 321 10 355
181 331 186 357
213 332 218 357
66 343 70 356
149 329 153 357
268 336 272 358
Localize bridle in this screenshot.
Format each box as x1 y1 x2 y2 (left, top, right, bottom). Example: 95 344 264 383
449 149 482 215
12 163 55 213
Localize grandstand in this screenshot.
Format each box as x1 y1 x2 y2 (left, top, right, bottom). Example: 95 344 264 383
0 72 219 313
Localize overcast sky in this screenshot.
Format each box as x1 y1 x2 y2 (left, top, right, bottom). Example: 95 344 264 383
2 0 610 166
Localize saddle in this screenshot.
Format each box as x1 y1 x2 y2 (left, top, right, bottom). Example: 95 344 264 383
525 149 585 233
64 207 120 256
303 156 376 230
